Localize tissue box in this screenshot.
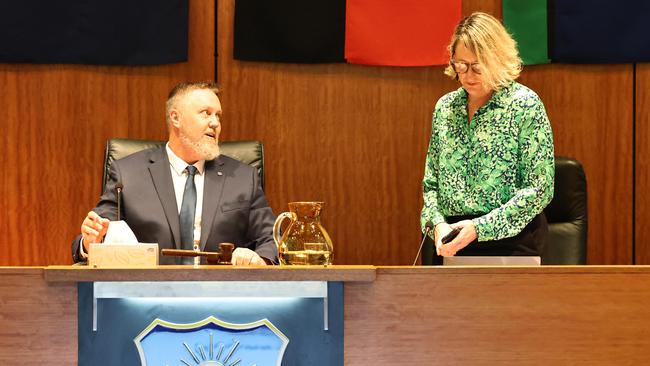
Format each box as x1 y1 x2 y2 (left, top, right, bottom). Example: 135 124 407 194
88 243 159 268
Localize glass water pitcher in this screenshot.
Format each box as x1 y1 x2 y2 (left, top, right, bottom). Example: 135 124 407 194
272 202 333 265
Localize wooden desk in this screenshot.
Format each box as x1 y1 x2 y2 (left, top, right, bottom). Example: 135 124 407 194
2 266 650 365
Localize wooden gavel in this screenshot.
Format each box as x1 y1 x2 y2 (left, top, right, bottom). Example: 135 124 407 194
161 243 234 265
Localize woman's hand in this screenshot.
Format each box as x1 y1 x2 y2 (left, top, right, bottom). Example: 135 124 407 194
439 220 477 257
434 222 453 256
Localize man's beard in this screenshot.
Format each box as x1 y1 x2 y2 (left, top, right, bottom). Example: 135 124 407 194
179 129 220 161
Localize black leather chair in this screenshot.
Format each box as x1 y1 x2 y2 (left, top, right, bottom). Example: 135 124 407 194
421 156 587 265
102 138 265 192
541 156 587 264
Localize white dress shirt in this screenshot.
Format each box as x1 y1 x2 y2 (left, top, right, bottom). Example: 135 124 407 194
166 143 205 243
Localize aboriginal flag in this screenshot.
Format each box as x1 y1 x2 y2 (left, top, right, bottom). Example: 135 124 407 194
234 0 461 66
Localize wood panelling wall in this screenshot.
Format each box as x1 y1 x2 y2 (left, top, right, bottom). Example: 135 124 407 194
636 64 650 264
0 0 641 265
0 0 215 265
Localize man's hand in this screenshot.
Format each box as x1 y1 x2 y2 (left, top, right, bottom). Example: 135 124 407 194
231 248 267 266
439 220 477 257
81 211 110 252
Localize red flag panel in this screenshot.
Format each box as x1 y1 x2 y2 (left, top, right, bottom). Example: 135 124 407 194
345 0 461 66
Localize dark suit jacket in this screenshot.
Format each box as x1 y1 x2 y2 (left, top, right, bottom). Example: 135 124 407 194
72 147 278 264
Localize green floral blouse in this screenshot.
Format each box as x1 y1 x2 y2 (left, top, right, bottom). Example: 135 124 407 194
421 81 555 241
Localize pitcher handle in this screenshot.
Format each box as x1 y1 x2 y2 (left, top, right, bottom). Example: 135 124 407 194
273 211 296 249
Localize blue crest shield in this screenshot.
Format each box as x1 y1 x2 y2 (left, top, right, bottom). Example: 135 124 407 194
134 316 289 366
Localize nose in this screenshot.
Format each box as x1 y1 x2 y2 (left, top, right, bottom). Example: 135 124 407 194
209 115 220 128
462 70 479 82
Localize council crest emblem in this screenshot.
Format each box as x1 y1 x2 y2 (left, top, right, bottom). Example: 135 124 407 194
134 316 289 366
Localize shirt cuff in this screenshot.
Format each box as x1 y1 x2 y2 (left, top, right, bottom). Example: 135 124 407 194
471 217 493 242
78 237 89 259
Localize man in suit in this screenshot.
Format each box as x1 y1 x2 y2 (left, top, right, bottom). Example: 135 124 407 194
72 81 277 265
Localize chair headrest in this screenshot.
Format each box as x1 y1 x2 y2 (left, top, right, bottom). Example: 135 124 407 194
102 138 264 192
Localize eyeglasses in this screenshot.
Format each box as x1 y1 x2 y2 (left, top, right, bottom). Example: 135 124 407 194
450 60 482 75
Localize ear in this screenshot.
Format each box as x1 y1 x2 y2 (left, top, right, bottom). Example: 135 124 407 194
169 108 182 128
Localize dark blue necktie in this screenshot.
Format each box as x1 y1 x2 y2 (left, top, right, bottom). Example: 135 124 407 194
180 165 198 260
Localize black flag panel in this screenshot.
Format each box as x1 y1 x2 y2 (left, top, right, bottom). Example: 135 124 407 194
234 0 346 63
0 0 188 65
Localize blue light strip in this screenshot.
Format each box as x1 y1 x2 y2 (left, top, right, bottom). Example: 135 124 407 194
91 281 328 332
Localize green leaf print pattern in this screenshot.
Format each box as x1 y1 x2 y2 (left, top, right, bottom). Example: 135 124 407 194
421 82 554 242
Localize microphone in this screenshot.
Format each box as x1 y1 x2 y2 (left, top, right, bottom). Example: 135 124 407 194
115 182 124 221
413 221 434 266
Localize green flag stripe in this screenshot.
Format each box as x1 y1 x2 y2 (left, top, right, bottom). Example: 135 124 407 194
503 0 550 65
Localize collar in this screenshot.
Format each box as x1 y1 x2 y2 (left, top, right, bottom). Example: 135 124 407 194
453 81 515 109
489 81 514 108
165 143 205 176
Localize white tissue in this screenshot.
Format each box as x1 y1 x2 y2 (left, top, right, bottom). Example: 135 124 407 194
103 220 139 244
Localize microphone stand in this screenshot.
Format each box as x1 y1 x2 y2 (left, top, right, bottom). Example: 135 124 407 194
413 223 433 266
115 182 123 221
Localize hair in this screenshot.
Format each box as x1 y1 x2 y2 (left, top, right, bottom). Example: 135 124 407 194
165 81 220 125
444 12 522 91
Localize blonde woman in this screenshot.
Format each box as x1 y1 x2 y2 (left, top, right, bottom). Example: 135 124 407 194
421 12 555 263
